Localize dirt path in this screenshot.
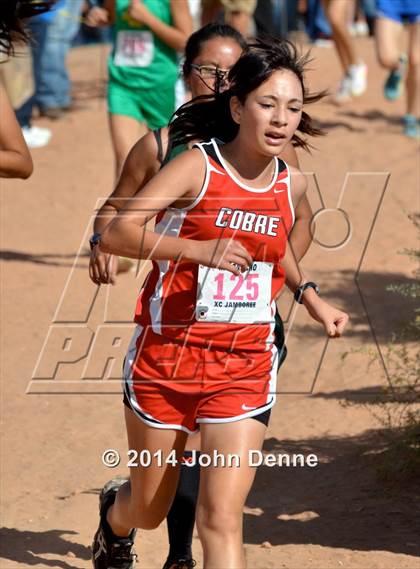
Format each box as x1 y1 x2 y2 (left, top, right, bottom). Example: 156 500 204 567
1 37 419 568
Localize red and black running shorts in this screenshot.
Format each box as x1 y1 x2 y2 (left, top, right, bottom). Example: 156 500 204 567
123 325 279 434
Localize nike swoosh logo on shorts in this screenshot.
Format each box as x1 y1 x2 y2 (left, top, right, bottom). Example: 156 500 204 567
241 404 257 410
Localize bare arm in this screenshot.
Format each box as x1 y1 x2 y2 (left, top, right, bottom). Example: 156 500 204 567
89 129 162 284
278 144 348 337
290 194 312 260
128 0 192 51
279 166 348 337
0 83 33 179
280 142 312 261
280 239 348 337
100 149 252 272
99 149 210 259
93 130 162 234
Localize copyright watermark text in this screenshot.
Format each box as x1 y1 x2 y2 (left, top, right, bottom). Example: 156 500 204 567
102 449 319 468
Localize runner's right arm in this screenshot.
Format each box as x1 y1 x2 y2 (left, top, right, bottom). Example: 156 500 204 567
99 148 252 274
89 130 162 284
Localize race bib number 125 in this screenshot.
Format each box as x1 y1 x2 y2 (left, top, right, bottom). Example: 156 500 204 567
196 262 273 324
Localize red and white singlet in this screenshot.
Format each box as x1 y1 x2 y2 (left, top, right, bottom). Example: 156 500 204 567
134 138 295 353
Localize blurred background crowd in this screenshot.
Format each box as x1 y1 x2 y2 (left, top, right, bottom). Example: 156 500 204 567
0 0 419 165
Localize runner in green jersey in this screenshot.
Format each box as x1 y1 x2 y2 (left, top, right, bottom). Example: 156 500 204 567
86 0 192 176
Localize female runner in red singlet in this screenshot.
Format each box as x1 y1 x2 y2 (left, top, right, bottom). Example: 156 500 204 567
92 37 349 569
90 25 313 569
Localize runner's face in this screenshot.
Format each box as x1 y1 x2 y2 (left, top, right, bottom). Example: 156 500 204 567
233 69 303 156
187 37 243 97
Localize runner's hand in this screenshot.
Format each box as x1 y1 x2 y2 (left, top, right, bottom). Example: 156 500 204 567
84 7 109 27
303 293 349 338
128 0 150 24
187 238 253 275
89 247 118 285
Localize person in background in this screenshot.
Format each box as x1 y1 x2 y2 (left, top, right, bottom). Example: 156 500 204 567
359 0 376 36
0 0 54 171
254 0 299 39
75 0 113 46
298 0 332 45
321 0 367 102
351 0 370 37
15 0 91 142
201 0 257 36
35 0 85 119
375 0 420 139
86 0 192 178
14 2 62 148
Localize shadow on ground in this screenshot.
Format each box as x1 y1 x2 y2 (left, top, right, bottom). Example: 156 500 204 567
2 428 418 565
244 427 420 556
71 79 106 102
0 528 90 568
313 117 365 132
0 249 89 268
311 385 417 403
338 109 403 126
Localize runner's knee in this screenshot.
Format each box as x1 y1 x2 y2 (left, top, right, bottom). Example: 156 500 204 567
196 503 242 536
377 52 398 69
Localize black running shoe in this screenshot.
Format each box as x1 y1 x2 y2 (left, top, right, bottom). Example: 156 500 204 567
162 558 196 569
92 477 137 568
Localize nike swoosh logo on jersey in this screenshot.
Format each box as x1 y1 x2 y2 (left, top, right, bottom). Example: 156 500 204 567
241 404 257 410
273 188 286 193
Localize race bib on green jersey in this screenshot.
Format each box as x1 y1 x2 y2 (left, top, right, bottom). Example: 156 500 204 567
114 30 154 67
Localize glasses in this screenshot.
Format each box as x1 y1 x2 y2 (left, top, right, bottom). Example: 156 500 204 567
190 64 230 82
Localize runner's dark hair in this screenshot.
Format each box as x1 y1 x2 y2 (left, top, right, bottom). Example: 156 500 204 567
171 37 326 151
0 0 55 57
182 22 247 79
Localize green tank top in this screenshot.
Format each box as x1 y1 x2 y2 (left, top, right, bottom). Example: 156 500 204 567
109 0 178 90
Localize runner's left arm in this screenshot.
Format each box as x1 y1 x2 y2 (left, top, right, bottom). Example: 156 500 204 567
128 0 192 51
281 240 349 338
280 166 348 337
280 142 312 261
